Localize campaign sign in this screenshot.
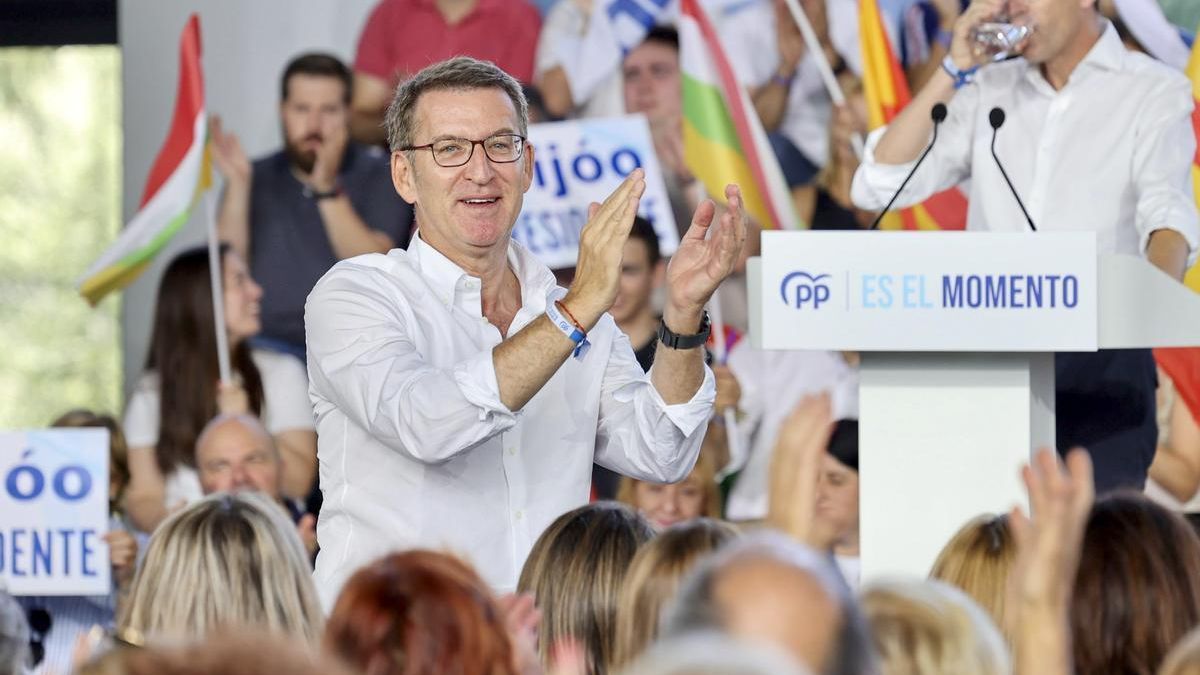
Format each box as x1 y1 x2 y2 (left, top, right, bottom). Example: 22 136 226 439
759 231 1099 351
514 115 679 270
1 429 110 595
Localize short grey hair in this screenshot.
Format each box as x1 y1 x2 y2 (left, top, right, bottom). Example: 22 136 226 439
661 532 878 675
383 56 529 153
622 631 811 675
0 590 30 675
195 413 277 461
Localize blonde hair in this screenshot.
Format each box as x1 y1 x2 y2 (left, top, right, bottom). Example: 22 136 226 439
1160 627 1200 675
612 519 738 668
517 502 654 675
119 492 322 643
928 514 1014 643
863 579 1009 675
616 445 722 520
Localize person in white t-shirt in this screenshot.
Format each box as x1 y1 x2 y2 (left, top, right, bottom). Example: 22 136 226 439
123 246 316 532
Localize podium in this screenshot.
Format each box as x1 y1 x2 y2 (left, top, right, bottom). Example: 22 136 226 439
746 231 1200 582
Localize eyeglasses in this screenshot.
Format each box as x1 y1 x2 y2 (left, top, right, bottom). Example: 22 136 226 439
401 134 526 168
27 607 51 667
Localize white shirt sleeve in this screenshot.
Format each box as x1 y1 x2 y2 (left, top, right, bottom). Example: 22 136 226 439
121 374 161 448
305 267 519 465
592 319 716 483
534 0 584 76
1132 74 1200 265
851 82 979 211
253 350 315 434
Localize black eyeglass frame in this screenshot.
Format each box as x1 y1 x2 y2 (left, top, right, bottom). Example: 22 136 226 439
399 133 528 168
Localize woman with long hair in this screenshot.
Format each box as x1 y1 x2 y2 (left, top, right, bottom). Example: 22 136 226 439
118 492 323 643
122 245 315 531
518 502 654 675
612 518 737 668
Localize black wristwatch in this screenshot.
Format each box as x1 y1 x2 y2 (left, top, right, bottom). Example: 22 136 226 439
657 311 711 350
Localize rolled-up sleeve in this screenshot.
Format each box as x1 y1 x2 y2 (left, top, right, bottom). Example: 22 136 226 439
1133 76 1200 266
305 265 517 464
592 322 716 484
851 84 977 211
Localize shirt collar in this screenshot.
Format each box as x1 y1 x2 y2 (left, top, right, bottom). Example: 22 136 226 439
408 232 559 308
1023 20 1125 90
411 0 501 18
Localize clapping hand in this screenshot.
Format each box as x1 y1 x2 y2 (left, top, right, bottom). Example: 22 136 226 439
663 185 747 330
767 393 833 546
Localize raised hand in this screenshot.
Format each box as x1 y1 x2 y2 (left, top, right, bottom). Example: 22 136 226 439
562 168 647 327
664 184 747 329
714 365 741 413
497 593 543 675
296 514 318 558
310 114 348 192
209 115 250 186
1007 447 1094 675
104 530 139 591
216 380 250 416
1008 447 1094 610
767 393 834 546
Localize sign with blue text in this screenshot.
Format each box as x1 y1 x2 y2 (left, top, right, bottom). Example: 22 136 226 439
1 430 110 595
515 115 679 270
759 231 1098 351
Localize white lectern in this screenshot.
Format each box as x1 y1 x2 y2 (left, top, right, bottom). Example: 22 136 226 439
747 231 1200 582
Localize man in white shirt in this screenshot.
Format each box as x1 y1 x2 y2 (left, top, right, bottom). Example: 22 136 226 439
305 56 745 605
851 0 1199 491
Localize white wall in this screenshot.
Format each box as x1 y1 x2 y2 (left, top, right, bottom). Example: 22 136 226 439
118 0 376 395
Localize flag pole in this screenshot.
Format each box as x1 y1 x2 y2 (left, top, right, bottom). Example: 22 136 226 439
203 188 232 384
779 0 866 159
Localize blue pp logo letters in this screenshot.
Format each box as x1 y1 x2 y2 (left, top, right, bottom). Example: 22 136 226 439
780 271 832 310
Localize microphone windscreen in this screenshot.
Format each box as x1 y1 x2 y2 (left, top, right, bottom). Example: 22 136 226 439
989 107 1006 130
931 103 948 123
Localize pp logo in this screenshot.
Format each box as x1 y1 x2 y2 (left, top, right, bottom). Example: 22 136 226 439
780 271 832 309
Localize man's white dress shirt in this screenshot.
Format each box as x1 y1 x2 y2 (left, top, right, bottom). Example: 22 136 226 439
851 22 1199 263
305 234 715 607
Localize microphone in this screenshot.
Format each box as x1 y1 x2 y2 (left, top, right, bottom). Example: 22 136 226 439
869 103 949 230
988 107 1037 232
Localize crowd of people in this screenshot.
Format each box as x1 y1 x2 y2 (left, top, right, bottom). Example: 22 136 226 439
5 0 1200 672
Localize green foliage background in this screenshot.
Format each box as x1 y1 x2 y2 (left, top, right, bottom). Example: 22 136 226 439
0 46 122 428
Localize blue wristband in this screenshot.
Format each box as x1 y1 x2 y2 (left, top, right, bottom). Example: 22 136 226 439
941 54 978 90
546 301 591 360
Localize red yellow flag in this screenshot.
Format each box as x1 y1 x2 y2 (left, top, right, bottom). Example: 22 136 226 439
1185 26 1200 292
859 0 967 230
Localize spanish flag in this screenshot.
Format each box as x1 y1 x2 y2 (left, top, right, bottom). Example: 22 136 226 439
1185 25 1200 293
78 14 211 305
679 0 802 230
860 0 967 230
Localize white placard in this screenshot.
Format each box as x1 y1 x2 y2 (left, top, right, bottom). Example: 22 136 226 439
1 429 111 596
514 115 679 269
759 231 1098 351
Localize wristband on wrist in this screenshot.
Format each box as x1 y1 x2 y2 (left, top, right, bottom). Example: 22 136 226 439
771 69 796 88
546 300 591 360
941 54 979 90
304 183 343 201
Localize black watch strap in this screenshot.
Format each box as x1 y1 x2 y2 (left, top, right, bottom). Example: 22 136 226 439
657 311 711 350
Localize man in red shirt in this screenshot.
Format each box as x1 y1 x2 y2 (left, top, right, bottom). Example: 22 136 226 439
350 0 542 144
